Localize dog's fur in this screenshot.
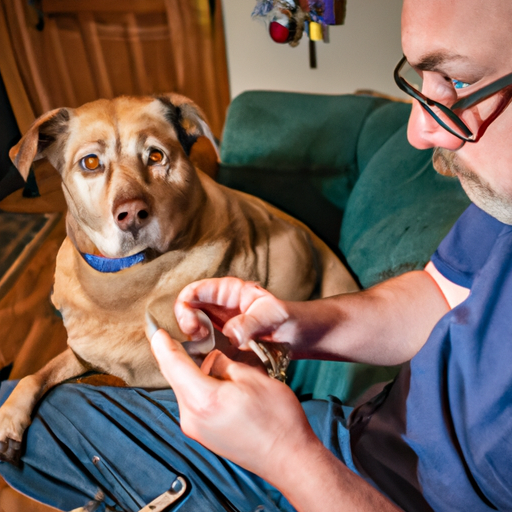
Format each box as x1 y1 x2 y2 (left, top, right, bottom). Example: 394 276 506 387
0 95 358 463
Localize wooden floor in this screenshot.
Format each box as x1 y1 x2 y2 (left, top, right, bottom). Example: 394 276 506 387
0 161 68 378
0 162 67 512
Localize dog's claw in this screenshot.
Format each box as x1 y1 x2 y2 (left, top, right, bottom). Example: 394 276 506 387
0 438 22 466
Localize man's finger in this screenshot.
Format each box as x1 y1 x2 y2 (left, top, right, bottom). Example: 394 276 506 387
176 277 267 317
222 294 288 348
222 314 263 348
201 349 269 383
200 349 229 377
150 329 216 401
174 307 209 338
176 278 243 311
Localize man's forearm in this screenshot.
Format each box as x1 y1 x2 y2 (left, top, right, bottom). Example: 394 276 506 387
266 436 402 512
283 270 449 365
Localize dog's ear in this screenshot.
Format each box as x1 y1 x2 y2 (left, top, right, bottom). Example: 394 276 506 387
9 108 71 180
157 94 219 159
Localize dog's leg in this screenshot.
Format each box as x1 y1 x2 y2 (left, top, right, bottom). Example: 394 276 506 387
316 242 360 297
0 347 88 465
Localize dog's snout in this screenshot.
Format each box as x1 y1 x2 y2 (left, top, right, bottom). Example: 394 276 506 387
113 199 151 232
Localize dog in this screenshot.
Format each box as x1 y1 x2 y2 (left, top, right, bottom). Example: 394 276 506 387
0 94 358 464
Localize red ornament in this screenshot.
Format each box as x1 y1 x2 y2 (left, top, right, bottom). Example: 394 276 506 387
269 20 291 43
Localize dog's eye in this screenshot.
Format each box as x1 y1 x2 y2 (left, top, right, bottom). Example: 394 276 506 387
81 155 101 171
148 149 164 165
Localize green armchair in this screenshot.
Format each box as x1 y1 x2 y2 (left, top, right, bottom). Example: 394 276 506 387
217 90 470 403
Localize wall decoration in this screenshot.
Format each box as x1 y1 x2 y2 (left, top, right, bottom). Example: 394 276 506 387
252 0 346 67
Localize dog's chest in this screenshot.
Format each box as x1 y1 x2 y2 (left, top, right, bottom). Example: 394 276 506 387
51 236 270 385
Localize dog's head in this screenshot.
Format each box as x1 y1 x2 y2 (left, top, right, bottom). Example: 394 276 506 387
10 95 217 259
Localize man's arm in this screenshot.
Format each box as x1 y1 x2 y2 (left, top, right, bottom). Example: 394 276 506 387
274 440 402 512
282 269 449 365
149 330 402 512
150 272 447 510
176 270 449 366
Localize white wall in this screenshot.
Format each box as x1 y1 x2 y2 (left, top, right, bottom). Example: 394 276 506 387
222 0 405 100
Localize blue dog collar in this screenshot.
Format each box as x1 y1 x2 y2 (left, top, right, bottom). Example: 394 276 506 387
82 251 145 273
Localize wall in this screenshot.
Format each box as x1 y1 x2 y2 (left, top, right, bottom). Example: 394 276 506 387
222 0 405 100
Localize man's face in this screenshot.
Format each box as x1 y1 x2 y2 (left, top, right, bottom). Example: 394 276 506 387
402 0 512 223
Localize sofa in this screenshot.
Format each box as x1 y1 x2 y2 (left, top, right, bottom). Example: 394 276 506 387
217 90 471 404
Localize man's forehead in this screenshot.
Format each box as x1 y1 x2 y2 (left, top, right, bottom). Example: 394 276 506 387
402 0 512 72
403 0 512 19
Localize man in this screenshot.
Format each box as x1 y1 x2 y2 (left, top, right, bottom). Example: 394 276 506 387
2 0 512 510
149 0 512 510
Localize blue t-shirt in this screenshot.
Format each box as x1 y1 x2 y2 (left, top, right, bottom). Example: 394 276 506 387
350 204 512 511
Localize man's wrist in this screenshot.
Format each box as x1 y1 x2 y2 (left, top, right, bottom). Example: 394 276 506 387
260 428 331 504
262 431 401 512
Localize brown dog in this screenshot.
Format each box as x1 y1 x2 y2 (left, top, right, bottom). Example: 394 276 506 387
0 95 358 463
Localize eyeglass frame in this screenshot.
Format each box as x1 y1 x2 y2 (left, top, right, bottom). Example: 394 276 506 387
393 55 512 143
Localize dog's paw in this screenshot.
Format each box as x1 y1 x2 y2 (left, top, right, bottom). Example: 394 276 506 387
0 404 31 466
0 438 22 466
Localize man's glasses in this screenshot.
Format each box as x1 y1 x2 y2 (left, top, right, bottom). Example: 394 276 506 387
394 56 512 143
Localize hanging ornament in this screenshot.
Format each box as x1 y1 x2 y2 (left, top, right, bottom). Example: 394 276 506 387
252 0 346 46
252 0 346 67
252 0 275 17
309 21 323 41
252 0 306 47
268 9 297 43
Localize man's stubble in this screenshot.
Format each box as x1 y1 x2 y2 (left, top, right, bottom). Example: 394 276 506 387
433 147 512 224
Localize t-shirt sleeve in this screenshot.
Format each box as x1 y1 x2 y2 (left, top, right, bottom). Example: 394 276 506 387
431 203 506 288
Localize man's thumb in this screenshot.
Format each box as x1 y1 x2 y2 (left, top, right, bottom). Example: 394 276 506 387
149 328 210 397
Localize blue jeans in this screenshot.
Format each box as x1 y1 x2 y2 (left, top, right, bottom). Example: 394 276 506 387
0 381 356 512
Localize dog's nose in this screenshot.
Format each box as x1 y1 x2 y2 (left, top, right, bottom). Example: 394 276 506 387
113 199 151 233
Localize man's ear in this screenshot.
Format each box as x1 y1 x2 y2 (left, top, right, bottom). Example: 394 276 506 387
157 94 219 159
9 108 71 180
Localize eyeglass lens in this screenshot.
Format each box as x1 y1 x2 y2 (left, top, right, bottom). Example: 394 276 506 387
398 60 512 140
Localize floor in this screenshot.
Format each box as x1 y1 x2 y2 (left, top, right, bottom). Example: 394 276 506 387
0 161 67 512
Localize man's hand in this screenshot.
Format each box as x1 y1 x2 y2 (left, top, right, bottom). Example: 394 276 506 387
174 271 450 367
175 277 296 350
149 328 403 512
149 327 316 482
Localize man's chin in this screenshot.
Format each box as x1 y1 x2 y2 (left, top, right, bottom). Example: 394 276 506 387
432 147 512 225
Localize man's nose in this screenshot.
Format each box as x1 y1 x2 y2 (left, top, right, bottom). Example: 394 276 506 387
406 100 465 151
